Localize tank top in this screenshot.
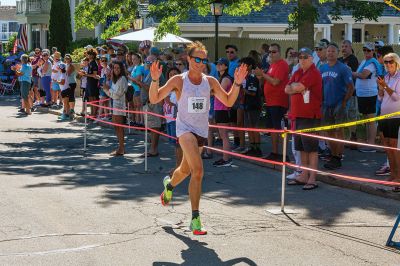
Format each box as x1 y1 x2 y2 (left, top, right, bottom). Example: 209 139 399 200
66 63 77 84
43 60 52 77
176 72 211 138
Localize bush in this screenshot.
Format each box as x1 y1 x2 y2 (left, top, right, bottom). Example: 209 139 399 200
68 37 99 53
48 0 72 55
5 33 17 52
70 47 86 63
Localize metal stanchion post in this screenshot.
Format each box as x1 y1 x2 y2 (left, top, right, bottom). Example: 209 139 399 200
144 111 148 172
280 128 288 212
84 100 87 153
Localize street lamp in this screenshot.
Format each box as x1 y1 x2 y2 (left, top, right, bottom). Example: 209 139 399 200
210 1 224 62
133 11 144 30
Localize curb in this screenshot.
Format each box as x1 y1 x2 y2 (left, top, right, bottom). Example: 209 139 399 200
37 107 400 201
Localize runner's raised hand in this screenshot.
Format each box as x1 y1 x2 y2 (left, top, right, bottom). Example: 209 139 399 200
234 64 248 85
150 61 163 81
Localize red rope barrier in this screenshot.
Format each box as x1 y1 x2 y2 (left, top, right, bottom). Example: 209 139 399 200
86 115 146 131
209 124 284 133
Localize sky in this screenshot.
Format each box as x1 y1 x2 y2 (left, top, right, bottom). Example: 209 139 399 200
1 0 16 6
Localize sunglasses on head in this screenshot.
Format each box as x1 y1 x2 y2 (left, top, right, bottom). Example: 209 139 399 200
363 48 372 52
190 56 208 65
298 55 309 60
226 50 235 54
384 60 395 65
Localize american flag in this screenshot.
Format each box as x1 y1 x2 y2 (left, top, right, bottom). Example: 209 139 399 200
106 15 119 29
13 24 28 53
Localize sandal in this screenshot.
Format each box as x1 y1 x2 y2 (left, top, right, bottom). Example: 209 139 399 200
392 187 400 193
110 150 124 156
287 179 307 186
303 183 319 190
139 152 159 158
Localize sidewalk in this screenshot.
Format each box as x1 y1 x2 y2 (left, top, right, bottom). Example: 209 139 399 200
37 97 400 201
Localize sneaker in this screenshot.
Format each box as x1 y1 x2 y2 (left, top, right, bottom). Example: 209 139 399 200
214 138 223 146
287 170 302 180
324 156 342 170
190 216 207 235
263 152 279 161
232 146 246 153
375 165 391 176
58 113 69 121
358 148 376 153
246 148 263 157
240 147 251 154
319 148 331 160
201 152 213 159
213 159 232 167
160 175 173 206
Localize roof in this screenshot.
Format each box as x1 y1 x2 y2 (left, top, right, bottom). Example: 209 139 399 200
149 1 399 25
0 6 17 21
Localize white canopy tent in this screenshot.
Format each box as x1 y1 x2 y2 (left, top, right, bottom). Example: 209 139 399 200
111 27 192 43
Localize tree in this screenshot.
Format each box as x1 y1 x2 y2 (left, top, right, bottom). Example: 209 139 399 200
5 33 17 52
49 0 73 55
75 0 400 49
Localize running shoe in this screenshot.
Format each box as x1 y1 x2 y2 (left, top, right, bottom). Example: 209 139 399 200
286 170 302 180
232 146 246 153
323 156 342 170
160 175 173 206
375 165 391 176
58 113 69 121
190 216 207 235
318 148 331 160
213 159 232 167
358 148 376 153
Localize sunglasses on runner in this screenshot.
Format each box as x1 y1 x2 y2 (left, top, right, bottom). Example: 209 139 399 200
384 60 395 65
190 56 209 65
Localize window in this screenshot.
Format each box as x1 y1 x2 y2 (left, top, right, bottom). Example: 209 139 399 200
1 23 7 33
8 22 18 32
353 29 361 43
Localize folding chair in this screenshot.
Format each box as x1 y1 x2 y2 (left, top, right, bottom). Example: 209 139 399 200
386 212 400 249
0 78 17 96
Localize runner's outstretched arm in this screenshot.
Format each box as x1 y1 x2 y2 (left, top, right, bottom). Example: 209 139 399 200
211 64 248 107
149 61 177 104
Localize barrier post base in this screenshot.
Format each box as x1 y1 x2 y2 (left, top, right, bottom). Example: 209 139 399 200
266 208 299 215
386 212 400 249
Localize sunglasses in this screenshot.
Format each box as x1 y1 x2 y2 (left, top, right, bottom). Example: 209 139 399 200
226 50 235 54
315 48 323 51
268 51 278 54
298 55 309 60
384 60 395 65
363 49 372 52
190 56 208 64
175 63 183 66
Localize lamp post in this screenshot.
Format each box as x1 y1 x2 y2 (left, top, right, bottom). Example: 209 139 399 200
132 11 144 31
210 1 224 62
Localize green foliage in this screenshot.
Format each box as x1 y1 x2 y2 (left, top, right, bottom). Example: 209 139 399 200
49 0 73 55
70 47 86 63
5 33 17 52
125 43 139 53
68 37 98 53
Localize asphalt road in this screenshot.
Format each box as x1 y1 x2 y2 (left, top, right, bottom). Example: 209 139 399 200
0 96 399 265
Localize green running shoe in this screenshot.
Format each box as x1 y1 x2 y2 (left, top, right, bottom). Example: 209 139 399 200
160 175 172 206
190 216 207 235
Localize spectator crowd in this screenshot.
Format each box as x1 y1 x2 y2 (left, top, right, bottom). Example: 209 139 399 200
9 38 400 191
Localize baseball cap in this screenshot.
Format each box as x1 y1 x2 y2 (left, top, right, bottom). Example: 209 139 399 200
363 42 375 50
298 47 313 56
150 47 160 56
139 40 152 49
315 41 328 49
84 45 94 50
217 58 229 66
58 63 66 70
375 40 384 48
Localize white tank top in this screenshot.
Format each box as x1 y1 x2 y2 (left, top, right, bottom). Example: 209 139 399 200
176 72 211 138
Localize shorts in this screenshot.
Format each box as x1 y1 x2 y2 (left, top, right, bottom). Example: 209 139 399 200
85 85 99 98
347 96 358 121
61 87 75 102
266 106 287 129
244 109 261 128
177 132 206 147
294 118 320 153
39 89 46 97
215 110 230 124
51 82 60 91
20 81 30 100
378 118 400 139
126 85 134 102
229 109 238 123
322 104 348 126
33 76 39 87
357 96 377 115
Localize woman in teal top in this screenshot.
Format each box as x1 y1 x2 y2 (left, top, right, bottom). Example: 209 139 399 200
14 54 33 115
128 53 145 126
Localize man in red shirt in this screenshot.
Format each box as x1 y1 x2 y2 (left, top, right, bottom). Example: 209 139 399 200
256 43 289 161
285 47 323 190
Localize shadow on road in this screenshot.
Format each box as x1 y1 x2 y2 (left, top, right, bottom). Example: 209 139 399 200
152 226 257 266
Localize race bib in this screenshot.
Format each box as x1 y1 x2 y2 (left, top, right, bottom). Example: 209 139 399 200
188 97 206 113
